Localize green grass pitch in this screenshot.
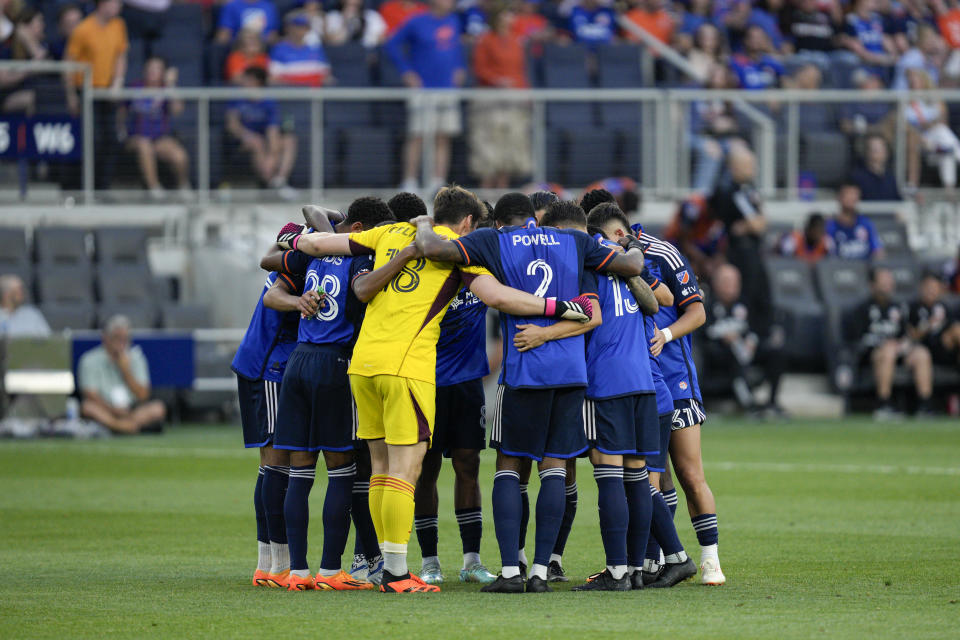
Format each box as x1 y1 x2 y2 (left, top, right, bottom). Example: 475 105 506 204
2 418 959 639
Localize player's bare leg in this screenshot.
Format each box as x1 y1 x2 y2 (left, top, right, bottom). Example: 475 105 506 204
872 340 899 417
905 345 934 414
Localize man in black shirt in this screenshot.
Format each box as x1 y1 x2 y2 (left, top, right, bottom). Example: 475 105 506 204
909 272 960 367
783 0 837 70
702 263 785 416
850 135 902 202
845 267 934 417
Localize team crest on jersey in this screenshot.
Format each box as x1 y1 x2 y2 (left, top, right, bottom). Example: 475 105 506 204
679 381 688 391
676 270 691 285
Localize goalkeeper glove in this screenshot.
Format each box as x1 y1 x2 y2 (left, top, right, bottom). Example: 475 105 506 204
276 222 305 250
544 295 594 323
618 235 644 255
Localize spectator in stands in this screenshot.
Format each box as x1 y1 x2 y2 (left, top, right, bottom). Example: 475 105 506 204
840 69 895 144
122 0 170 50
469 5 531 188
325 0 388 47
783 61 822 90
215 0 279 45
461 0 494 38
511 0 552 43
777 212 834 263
78 315 166 434
225 67 298 199
269 11 329 87
673 0 712 53
224 27 268 83
729 25 783 90
702 263 785 416
0 275 51 337
386 0 465 194
64 0 128 190
689 64 746 196
623 0 675 51
714 0 786 54
569 0 616 49
905 68 960 190
686 22 725 80
49 4 83 60
851 134 902 201
710 144 776 335
782 0 837 71
934 0 960 83
297 0 326 48
119 56 191 201
1 8 47 116
379 0 427 36
910 271 960 367
826 182 884 260
845 267 933 418
892 23 946 90
839 0 897 71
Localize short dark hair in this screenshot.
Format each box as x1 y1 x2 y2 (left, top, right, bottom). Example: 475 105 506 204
434 185 484 226
528 190 559 213
838 180 860 194
540 200 587 229
243 66 268 86
920 269 943 283
345 196 395 230
482 200 495 219
586 202 631 234
387 191 427 223
579 188 615 217
805 212 826 230
495 192 536 226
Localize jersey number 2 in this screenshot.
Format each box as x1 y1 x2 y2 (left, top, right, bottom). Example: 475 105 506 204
526 259 553 297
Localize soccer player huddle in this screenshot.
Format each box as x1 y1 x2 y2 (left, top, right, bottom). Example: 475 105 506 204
231 185 725 594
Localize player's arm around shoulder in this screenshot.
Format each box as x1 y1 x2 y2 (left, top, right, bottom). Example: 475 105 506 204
413 215 467 263
352 242 421 303
263 274 320 318
514 297 602 352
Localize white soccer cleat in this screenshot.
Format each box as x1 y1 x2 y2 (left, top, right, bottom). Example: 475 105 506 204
699 557 726 586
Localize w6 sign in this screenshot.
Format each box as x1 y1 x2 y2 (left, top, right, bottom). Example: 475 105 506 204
0 116 82 161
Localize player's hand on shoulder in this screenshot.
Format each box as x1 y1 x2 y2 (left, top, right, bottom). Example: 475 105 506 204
409 214 435 228
618 235 644 255
513 323 549 352
402 241 424 260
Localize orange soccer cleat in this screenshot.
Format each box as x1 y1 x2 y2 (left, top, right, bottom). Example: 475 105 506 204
286 573 318 591
264 569 290 588
252 569 271 587
314 570 375 591
379 572 441 593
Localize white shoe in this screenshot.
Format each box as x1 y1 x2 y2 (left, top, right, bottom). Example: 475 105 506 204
276 184 298 201
700 557 726 586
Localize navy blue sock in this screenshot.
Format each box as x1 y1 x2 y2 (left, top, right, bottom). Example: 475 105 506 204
518 483 529 553
650 488 684 556
533 467 566 567
255 466 268 544
663 488 678 518
624 467 652 569
551 481 578 556
414 514 439 558
320 462 356 571
262 465 289 545
284 465 316 571
692 513 719 546
351 479 380 559
492 470 521 568
456 507 483 555
594 465 628 568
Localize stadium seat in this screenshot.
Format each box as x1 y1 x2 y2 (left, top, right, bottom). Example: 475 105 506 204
341 128 398 187
765 257 826 367
152 276 178 302
279 101 313 188
96 265 154 305
327 43 372 87
96 302 157 329
561 128 617 186
160 303 211 329
94 227 149 265
869 216 912 258
152 33 204 87
541 43 595 129
873 257 919 302
798 104 836 133
125 38 146 86
814 258 870 383
36 266 94 305
800 132 850 188
596 43 645 88
165 3 205 38
0 227 28 269
373 52 407 130
34 228 90 266
41 302 96 331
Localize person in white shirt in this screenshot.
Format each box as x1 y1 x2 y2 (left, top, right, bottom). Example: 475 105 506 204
0 275 51 338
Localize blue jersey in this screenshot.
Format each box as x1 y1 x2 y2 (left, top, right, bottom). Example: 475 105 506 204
825 214 882 260
640 233 704 403
843 12 887 55
228 99 279 134
232 271 303 383
646 316 674 417
730 54 783 89
217 0 279 39
455 219 616 389
436 287 489 386
569 6 616 48
384 13 465 88
298 255 373 347
583 267 656 400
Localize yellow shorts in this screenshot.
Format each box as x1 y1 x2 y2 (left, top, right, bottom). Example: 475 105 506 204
350 374 436 446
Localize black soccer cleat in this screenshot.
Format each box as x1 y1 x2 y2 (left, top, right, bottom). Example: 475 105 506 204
480 574 525 594
647 558 697 588
572 569 631 592
629 570 645 590
526 575 553 593
641 565 663 586
547 560 568 582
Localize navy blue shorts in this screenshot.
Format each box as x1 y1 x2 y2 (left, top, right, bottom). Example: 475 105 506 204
490 385 588 461
236 374 278 448
646 413 674 473
431 378 486 456
273 343 356 452
671 398 707 430
583 393 660 456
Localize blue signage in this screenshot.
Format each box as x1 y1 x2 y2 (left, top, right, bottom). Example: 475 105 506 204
0 115 82 161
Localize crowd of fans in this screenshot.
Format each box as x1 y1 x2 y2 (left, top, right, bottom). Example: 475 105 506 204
5 0 960 195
